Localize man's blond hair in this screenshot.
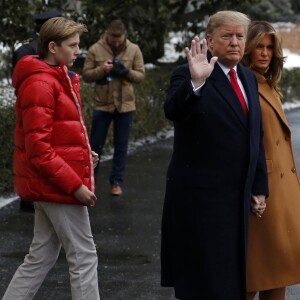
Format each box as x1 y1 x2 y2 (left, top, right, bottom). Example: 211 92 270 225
206 10 250 37
38 17 87 58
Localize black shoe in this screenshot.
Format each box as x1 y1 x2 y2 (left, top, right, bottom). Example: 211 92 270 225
20 199 35 213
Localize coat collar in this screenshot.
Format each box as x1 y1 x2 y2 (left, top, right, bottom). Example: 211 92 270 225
98 34 129 57
254 71 289 131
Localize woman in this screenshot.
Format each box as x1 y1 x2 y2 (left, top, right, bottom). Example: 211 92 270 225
243 21 300 300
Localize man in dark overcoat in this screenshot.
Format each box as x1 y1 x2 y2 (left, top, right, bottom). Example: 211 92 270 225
161 10 269 300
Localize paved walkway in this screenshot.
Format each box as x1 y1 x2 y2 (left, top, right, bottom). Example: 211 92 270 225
1 108 300 299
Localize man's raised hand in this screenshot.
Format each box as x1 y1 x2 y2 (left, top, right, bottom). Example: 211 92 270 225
185 37 218 88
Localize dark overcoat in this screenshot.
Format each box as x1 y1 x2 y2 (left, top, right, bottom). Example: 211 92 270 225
12 33 38 68
161 62 269 300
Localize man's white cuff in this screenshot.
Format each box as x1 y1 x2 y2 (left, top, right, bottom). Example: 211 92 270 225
191 80 205 95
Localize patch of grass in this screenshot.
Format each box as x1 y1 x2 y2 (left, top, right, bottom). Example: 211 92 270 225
0 105 15 195
281 68 300 102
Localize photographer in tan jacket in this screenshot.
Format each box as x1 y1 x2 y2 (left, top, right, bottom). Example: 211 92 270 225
82 19 145 196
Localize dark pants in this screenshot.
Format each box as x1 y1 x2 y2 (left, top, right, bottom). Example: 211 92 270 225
90 110 133 185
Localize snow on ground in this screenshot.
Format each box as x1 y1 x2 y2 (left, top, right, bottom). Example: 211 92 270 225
157 32 185 63
0 125 175 206
272 22 296 31
2 24 300 205
1 96 300 205
0 195 19 209
283 100 300 110
283 49 300 69
157 31 300 68
0 83 15 106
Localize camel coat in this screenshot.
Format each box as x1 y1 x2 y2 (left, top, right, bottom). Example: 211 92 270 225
247 72 300 292
82 35 145 113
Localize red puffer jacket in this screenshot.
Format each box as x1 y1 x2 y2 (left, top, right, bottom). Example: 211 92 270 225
12 56 95 205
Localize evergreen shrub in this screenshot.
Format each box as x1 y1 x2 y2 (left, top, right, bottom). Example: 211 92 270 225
281 68 300 102
3 66 298 195
0 104 15 195
0 64 174 195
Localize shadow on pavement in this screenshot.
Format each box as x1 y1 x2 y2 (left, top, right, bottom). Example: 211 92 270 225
0 138 175 300
2 108 300 299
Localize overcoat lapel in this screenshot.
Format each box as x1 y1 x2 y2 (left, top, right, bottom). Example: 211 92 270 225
210 63 248 128
259 84 290 131
252 71 289 131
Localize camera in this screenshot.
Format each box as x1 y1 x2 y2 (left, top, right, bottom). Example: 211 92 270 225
112 58 123 73
111 58 129 77
104 58 129 82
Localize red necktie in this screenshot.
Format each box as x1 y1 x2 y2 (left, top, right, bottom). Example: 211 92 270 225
228 68 248 116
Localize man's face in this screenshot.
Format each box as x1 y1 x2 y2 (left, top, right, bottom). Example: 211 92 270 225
106 34 125 52
53 33 80 67
207 25 246 68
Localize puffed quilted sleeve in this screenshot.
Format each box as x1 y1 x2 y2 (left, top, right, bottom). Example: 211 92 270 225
21 80 83 194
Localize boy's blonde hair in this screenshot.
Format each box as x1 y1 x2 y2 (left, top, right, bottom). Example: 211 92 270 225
38 17 87 58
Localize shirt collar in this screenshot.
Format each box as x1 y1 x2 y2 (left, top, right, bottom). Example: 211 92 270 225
217 61 237 76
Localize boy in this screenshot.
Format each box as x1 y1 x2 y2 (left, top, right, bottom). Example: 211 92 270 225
2 17 100 300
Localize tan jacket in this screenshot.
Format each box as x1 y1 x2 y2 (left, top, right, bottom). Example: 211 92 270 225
247 72 300 292
82 34 145 113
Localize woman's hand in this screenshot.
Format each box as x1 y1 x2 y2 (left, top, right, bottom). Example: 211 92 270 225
251 195 266 218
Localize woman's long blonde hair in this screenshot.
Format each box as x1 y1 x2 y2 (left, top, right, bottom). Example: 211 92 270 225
242 21 286 99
